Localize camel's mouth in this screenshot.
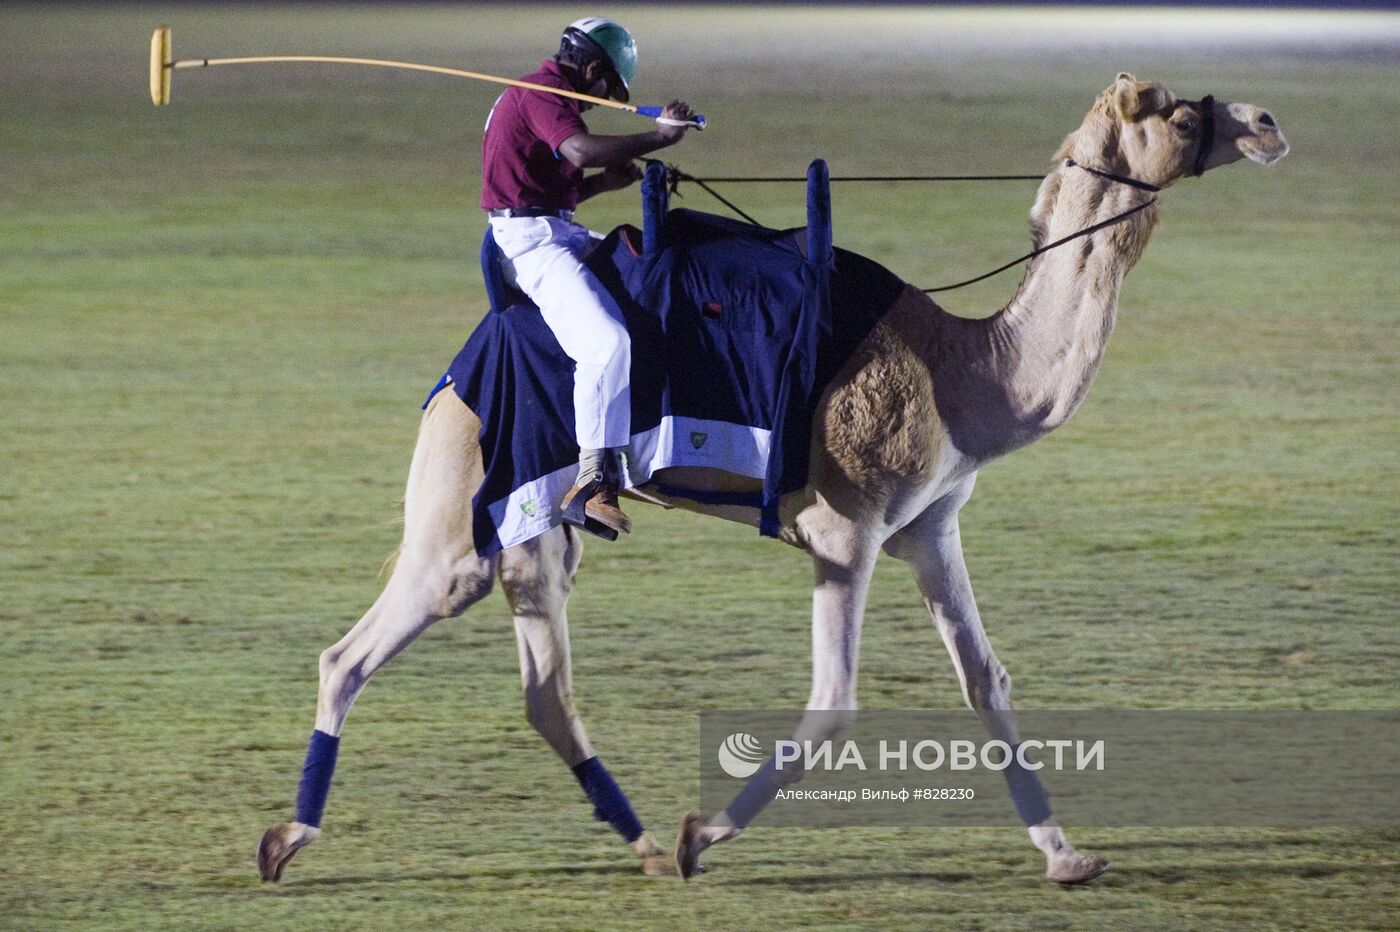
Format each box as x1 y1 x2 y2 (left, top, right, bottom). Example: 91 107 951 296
1240 134 1290 167
1218 101 1289 169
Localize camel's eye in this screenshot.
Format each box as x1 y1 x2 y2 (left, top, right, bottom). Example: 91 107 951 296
1178 117 1198 133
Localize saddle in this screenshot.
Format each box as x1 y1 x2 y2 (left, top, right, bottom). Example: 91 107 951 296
429 160 905 556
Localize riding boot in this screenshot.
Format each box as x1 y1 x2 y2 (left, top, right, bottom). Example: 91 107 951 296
560 448 631 538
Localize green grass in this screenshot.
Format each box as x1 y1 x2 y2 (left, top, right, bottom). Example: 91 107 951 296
2 3 1398 928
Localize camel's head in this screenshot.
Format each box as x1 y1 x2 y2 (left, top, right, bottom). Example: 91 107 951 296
1063 74 1289 188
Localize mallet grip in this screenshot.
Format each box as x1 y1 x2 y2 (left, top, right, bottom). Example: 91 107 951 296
635 105 707 131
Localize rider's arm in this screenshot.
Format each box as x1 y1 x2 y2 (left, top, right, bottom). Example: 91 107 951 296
577 163 643 203
556 100 695 169
559 129 676 169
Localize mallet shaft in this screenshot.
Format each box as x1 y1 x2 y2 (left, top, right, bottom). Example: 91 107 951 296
151 27 705 128
170 55 637 113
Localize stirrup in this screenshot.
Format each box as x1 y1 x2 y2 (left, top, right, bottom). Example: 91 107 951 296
560 478 620 542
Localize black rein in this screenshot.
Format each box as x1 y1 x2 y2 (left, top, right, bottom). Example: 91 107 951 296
663 94 1217 294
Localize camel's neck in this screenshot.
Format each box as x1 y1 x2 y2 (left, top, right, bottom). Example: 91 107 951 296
934 155 1159 463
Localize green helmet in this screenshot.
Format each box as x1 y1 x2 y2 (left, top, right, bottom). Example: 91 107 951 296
560 17 637 103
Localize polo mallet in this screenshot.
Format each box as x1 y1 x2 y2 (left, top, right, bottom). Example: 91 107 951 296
148 27 705 129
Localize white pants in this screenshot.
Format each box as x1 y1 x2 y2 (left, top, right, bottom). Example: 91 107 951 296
489 215 631 450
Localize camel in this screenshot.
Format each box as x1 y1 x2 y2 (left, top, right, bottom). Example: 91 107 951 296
257 74 1288 885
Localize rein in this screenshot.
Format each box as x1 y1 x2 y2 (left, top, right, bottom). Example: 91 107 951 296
662 95 1216 294
921 182 1156 293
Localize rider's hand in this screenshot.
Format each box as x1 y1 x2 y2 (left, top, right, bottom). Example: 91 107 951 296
656 100 695 143
600 161 644 192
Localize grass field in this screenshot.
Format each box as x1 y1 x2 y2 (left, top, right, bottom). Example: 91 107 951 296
3 3 1398 928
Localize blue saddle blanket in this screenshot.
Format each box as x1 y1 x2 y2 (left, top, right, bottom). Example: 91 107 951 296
429 208 905 556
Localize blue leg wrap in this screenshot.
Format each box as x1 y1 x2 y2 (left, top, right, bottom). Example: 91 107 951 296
1003 745 1053 826
295 730 340 828
571 757 644 843
725 757 787 829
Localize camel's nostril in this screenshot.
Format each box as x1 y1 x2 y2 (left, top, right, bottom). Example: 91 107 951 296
1258 111 1276 128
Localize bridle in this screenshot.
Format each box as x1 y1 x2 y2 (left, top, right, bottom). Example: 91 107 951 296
1192 95 1217 177
1067 94 1215 185
923 94 1216 292
665 95 1219 294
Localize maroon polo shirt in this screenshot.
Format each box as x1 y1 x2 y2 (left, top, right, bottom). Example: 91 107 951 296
480 60 590 211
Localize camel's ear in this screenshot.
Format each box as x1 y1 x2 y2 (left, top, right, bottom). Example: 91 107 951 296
1112 74 1170 122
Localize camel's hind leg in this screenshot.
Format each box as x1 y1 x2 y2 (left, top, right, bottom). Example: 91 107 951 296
499 526 678 876
258 391 497 882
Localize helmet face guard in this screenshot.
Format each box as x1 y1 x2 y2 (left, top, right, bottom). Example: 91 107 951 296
559 20 634 103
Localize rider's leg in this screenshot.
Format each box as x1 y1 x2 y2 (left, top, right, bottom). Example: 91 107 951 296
491 217 633 534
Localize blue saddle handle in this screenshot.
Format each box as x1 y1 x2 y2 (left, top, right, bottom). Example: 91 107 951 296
635 105 707 131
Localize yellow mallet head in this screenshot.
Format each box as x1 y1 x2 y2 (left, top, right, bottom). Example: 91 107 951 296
150 26 172 106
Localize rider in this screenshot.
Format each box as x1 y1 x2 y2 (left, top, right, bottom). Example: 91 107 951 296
481 17 696 536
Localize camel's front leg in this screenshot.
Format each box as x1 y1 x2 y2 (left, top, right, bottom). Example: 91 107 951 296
885 477 1109 884
499 526 676 876
675 505 881 878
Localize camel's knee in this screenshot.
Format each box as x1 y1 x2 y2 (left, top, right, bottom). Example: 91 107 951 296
523 686 579 738
317 643 367 714
516 619 577 740
965 656 1012 711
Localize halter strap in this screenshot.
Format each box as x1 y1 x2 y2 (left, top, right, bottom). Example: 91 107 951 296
1065 92 1217 189
1062 160 1161 192
1192 95 1216 177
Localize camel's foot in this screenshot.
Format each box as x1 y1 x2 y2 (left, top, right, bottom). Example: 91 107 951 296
257 821 320 882
1030 821 1109 885
672 806 739 878
632 831 694 878
642 853 680 878
673 810 737 880
674 810 707 880
1046 852 1111 885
